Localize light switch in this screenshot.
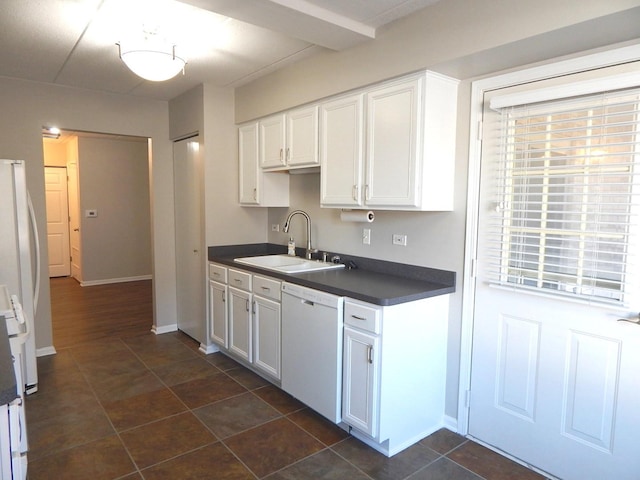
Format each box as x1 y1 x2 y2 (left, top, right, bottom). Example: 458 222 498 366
85 209 98 218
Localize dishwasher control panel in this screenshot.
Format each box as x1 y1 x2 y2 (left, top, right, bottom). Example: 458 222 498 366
281 282 342 309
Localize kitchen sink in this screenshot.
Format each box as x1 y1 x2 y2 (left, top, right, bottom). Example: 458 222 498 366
233 254 344 274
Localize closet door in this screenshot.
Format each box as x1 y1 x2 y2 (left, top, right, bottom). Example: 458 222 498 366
174 136 204 343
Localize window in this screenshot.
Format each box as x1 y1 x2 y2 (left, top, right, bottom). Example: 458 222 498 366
488 88 640 305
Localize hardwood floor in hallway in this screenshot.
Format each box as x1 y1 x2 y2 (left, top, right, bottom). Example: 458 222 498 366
49 277 153 349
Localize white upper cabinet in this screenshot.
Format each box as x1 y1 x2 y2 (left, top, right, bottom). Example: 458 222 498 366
321 71 458 211
286 105 319 168
260 106 319 171
239 122 289 207
239 70 457 210
320 93 365 206
365 78 421 208
259 114 286 169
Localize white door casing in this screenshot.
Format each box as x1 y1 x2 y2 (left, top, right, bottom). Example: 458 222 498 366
44 167 70 277
461 45 640 480
66 161 81 282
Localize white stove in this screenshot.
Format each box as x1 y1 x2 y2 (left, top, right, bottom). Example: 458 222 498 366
0 285 28 480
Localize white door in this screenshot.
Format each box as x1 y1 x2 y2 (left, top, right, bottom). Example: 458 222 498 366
228 287 252 362
44 167 71 277
286 105 319 168
173 136 204 343
365 78 420 207
209 280 227 348
320 93 364 207
66 161 82 282
342 326 379 437
253 295 281 380
469 66 640 480
259 114 286 169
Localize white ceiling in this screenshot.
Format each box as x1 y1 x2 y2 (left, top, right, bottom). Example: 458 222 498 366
0 0 440 101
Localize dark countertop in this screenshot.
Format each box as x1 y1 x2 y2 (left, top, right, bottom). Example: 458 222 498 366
0 317 18 405
208 243 455 306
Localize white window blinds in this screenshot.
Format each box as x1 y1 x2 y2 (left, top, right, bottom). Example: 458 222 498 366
487 87 640 306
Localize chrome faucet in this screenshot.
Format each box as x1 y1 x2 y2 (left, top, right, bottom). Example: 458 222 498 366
283 210 317 260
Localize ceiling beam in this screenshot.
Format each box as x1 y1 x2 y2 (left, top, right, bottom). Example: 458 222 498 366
180 0 376 50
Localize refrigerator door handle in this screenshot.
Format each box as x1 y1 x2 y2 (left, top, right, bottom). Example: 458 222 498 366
27 192 40 315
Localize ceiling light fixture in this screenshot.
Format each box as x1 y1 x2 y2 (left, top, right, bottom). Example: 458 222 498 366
42 126 61 139
117 28 186 82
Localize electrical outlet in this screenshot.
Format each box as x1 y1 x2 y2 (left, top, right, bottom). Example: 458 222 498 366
362 228 371 245
271 224 280 232
392 234 407 246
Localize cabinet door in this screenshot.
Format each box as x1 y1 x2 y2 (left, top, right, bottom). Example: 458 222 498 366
209 280 228 348
253 295 281 380
366 77 422 207
343 326 379 437
287 105 319 168
239 123 259 205
260 114 286 169
320 93 364 207
228 287 252 362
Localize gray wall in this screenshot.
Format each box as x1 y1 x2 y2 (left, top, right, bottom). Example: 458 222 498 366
77 136 151 283
0 77 174 353
235 0 640 423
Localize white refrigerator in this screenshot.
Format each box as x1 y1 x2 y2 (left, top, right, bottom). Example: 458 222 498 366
0 160 39 395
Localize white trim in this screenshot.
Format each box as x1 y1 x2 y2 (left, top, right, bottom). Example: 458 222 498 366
443 414 458 432
35 346 56 357
80 275 152 287
489 71 640 109
151 323 177 335
199 343 219 354
459 42 640 436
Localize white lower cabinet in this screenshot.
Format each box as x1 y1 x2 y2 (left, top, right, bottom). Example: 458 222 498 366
208 262 281 381
252 275 282 380
228 286 252 363
342 326 380 437
209 280 228 348
342 295 450 457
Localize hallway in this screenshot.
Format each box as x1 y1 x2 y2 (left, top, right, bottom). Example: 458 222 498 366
24 279 545 479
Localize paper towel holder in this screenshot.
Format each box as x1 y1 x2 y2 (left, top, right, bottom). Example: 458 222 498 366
340 209 375 223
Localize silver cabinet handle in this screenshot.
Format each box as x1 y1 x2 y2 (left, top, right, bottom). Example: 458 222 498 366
253 188 257 201
280 148 283 161
252 300 256 314
246 299 250 312
352 185 358 201
367 345 373 364
286 147 290 162
234 279 242 284
222 291 225 302
261 286 270 292
351 314 366 321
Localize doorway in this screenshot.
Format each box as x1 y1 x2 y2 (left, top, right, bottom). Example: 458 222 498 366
42 129 153 343
461 52 640 480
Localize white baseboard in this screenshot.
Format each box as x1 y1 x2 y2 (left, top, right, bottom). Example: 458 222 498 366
199 343 219 354
80 275 152 287
151 324 178 335
36 346 57 357
443 414 458 433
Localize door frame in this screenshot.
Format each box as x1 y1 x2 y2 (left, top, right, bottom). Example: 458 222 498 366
458 42 640 435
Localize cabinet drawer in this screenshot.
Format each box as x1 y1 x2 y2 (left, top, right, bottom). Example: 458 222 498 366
344 300 381 334
228 269 252 291
253 275 281 302
209 263 227 283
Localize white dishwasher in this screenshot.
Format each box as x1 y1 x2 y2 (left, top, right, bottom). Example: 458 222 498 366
281 282 344 423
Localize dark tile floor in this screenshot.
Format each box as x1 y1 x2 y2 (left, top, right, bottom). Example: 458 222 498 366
25 331 545 480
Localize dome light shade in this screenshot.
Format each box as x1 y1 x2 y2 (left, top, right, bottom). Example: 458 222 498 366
117 30 186 82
